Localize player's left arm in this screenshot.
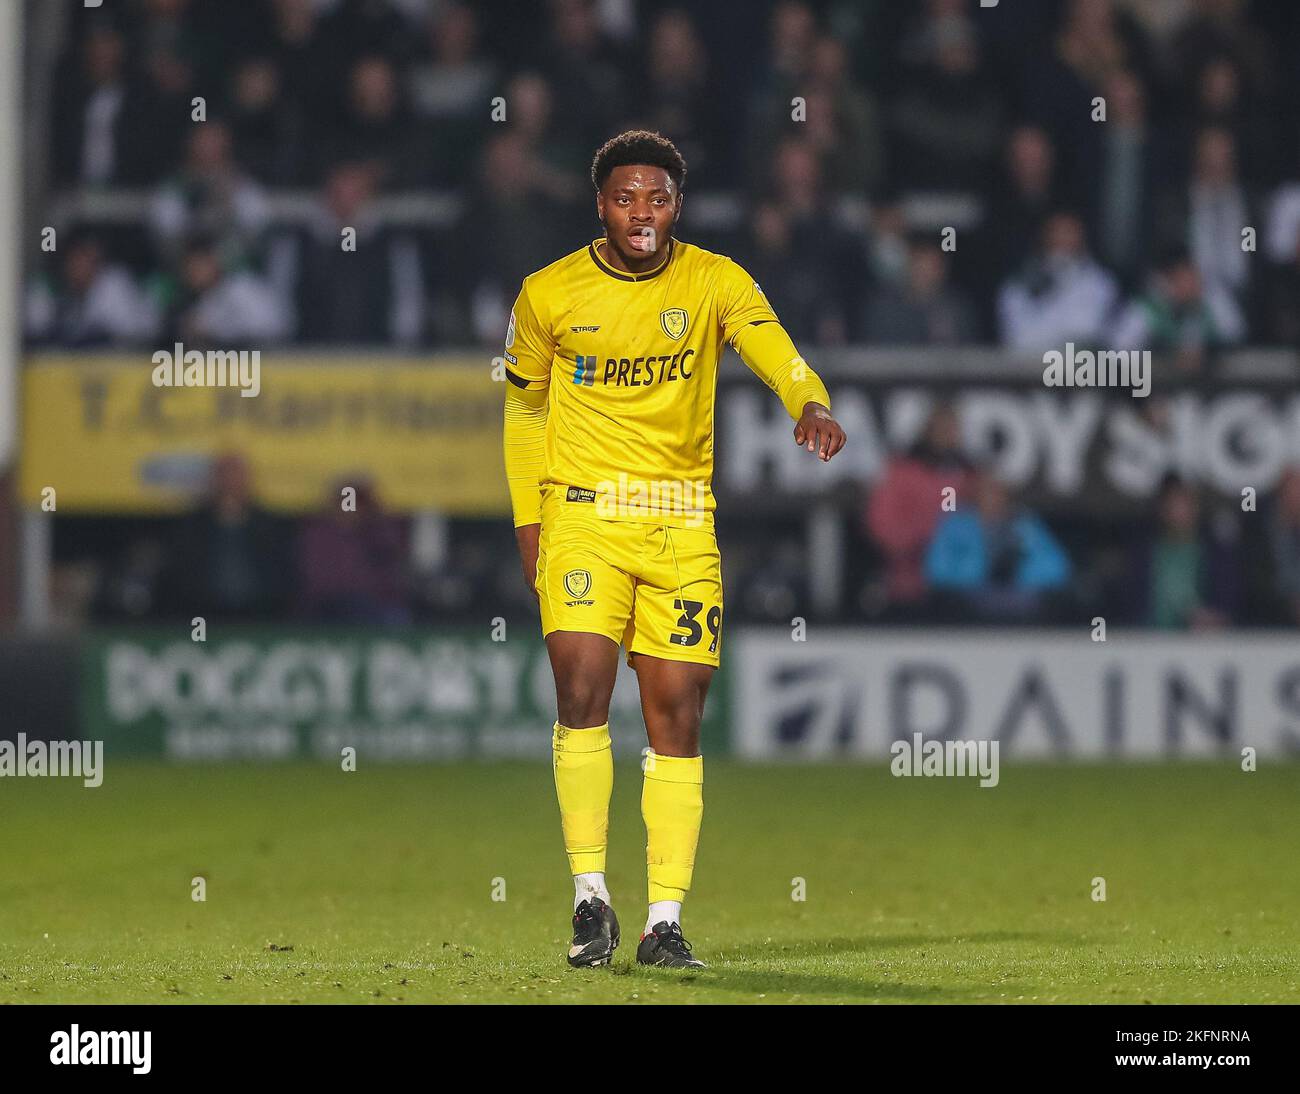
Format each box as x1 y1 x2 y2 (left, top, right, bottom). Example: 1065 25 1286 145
502 277 556 596
721 261 846 462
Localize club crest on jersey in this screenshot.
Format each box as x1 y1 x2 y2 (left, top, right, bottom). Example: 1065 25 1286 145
564 569 592 600
660 308 688 340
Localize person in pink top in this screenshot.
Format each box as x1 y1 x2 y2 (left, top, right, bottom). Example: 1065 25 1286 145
864 403 972 614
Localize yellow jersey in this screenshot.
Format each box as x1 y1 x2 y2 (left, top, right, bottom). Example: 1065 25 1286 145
503 236 828 526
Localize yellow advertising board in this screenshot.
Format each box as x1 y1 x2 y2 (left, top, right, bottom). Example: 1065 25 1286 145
20 354 511 514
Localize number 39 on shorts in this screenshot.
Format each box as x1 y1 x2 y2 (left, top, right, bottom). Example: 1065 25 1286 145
670 598 722 653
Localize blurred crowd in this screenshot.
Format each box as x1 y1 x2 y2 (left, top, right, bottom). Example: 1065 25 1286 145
844 403 1300 630
57 453 509 627
30 0 1300 631
52 440 1300 632
27 0 1300 356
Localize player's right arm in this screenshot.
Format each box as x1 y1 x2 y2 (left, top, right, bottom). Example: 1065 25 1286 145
719 258 846 461
501 277 555 596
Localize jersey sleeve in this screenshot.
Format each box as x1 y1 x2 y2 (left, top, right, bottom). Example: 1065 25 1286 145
503 380 548 527
732 319 831 420
501 276 554 526
720 258 830 420
717 258 779 345
504 276 555 387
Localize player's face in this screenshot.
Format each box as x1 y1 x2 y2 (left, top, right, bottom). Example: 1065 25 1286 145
597 165 681 267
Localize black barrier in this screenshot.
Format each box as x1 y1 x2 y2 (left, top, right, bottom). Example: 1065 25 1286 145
0 636 79 739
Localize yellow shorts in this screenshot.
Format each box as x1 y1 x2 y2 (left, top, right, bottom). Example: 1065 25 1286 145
536 489 723 667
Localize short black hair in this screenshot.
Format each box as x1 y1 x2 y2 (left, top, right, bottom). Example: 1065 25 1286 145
591 130 686 193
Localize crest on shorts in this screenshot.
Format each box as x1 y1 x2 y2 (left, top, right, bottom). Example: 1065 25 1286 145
564 569 592 599
660 307 688 340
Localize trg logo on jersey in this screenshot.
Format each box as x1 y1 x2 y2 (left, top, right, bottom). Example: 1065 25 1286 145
563 569 593 605
660 308 688 340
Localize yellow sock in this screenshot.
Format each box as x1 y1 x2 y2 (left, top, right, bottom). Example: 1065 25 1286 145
641 751 704 903
552 722 613 875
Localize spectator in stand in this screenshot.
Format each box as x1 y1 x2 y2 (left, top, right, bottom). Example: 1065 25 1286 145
1265 159 1300 259
925 467 1072 622
737 538 808 623
1261 162 1300 345
757 137 855 343
1188 55 1277 188
1130 473 1239 630
1158 127 1258 312
745 0 819 196
751 0 819 110
997 210 1119 352
889 5 1003 193
1110 245 1244 369
862 200 911 293
499 72 587 200
640 10 729 189
226 57 303 186
1080 69 1162 287
1263 468 1300 626
148 121 272 269
1114 0 1194 47
749 22 884 199
453 129 575 344
50 24 131 186
411 1 495 187
261 0 327 123
25 232 158 347
298 480 411 625
273 161 425 346
313 0 420 76
866 403 973 615
125 36 203 185
798 37 884 198
864 238 977 345
539 0 629 161
94 538 168 622
1169 0 1280 114
162 453 294 622
1025 0 1150 168
160 235 293 346
745 202 829 346
314 54 421 187
975 126 1060 309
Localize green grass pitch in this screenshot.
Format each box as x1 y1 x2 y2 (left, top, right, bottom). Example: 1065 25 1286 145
1 761 1297 1004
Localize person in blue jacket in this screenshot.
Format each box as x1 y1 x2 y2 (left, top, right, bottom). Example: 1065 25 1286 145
924 467 1072 621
